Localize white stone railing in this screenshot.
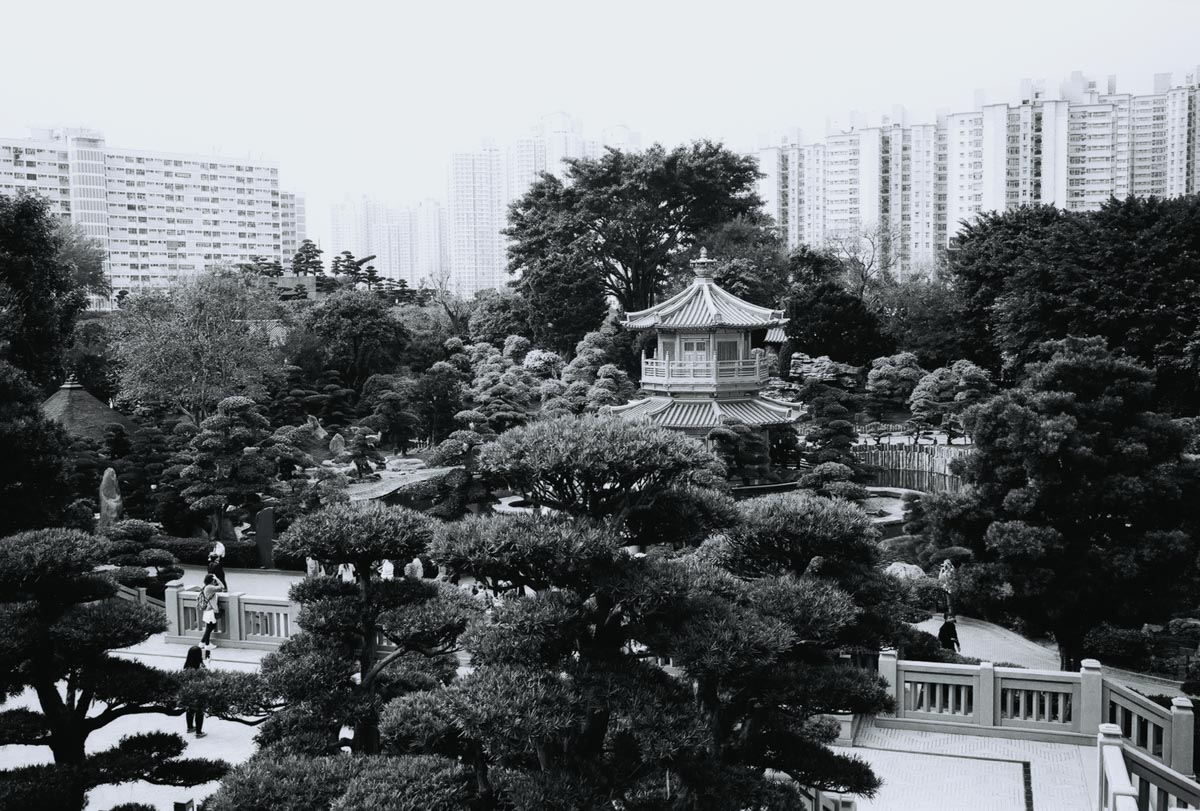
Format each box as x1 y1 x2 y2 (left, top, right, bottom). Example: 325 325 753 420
1099 723 1200 810
641 357 767 385
879 651 1194 767
163 584 297 651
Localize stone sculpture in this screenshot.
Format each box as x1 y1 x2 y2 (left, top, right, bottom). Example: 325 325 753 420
97 467 123 529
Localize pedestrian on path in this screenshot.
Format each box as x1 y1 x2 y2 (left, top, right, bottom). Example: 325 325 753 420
208 542 227 591
197 573 224 657
938 614 961 652
183 645 207 738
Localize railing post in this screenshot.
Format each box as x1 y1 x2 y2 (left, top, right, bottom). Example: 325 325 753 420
1171 697 1195 777
1098 723 1135 811
165 583 182 636
878 648 898 713
224 592 244 643
1081 658 1103 735
978 661 996 727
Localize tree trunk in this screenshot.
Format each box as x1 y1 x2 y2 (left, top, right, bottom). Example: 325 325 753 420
48 726 88 811
354 563 381 754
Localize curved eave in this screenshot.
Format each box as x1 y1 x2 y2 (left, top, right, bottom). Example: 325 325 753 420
605 395 803 431
624 278 785 331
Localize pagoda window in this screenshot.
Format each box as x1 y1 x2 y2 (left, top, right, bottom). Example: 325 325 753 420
681 339 709 362
660 338 676 361
717 340 740 362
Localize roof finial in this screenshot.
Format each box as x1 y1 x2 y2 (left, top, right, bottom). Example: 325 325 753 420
691 247 716 281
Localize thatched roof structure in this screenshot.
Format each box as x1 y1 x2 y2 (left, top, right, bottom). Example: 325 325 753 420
41 378 135 443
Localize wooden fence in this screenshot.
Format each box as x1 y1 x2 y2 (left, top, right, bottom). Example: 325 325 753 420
853 446 971 494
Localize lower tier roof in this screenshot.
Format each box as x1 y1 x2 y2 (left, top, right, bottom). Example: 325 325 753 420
604 395 802 431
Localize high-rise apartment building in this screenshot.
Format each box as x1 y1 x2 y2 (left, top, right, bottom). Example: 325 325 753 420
448 142 505 295
759 68 1200 278
448 116 628 296
0 128 304 306
329 195 447 288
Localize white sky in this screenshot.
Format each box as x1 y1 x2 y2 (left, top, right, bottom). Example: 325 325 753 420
3 0 1198 249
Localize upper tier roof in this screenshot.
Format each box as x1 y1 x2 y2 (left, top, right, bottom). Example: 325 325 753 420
623 249 786 331
42 377 135 443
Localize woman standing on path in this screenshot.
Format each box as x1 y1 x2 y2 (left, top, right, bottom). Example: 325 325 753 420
182 645 207 738
197 573 224 658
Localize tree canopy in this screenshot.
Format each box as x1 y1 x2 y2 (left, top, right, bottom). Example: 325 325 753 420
0 192 88 387
924 337 1200 668
112 268 284 422
506 142 762 313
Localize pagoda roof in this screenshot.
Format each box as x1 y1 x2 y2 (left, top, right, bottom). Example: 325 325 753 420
605 394 802 431
623 249 786 331
41 378 135 443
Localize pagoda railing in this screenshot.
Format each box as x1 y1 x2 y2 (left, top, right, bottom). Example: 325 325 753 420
642 357 767 385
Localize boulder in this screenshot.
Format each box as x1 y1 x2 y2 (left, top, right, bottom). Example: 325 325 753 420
329 433 346 456
884 561 927 581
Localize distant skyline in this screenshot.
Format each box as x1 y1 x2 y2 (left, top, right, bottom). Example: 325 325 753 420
2 0 1198 251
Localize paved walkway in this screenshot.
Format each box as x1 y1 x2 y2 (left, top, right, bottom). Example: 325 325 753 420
843 717 1096 810
174 564 303 600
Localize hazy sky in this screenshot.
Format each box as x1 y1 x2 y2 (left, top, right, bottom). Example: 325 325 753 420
3 0 1198 249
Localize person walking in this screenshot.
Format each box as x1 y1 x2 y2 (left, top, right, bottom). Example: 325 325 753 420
938 614 961 653
182 645 207 738
207 542 227 591
197 573 224 658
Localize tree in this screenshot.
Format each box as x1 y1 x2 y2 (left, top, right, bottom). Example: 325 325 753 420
0 191 88 387
291 238 324 276
177 396 275 539
925 337 1200 669
825 223 901 303
798 379 867 477
865 352 927 418
786 244 844 288
665 215 789 307
873 275 977 369
303 288 410 390
392 304 454 373
479 415 726 527
415 507 889 805
467 288 532 347
907 360 993 442
112 269 284 422
506 142 762 312
784 280 892 366
265 501 474 755
66 316 120 403
707 418 772 485
0 360 73 536
0 529 227 810
53 219 109 298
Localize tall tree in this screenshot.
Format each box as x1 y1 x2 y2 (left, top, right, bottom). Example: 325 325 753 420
506 142 762 312
177 396 275 539
53 219 110 298
0 360 73 536
0 529 227 810
873 274 977 370
925 337 1200 669
264 502 473 755
467 288 532 347
291 238 324 276
0 192 88 387
666 215 789 307
785 280 892 365
112 269 284 422
303 288 410 390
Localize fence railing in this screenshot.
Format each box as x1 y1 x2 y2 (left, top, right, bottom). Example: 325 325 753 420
641 357 767 385
114 583 167 610
852 446 970 493
1099 723 1200 811
163 584 298 651
880 652 1194 770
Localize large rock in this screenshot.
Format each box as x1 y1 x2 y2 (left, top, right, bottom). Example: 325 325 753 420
885 561 927 582
97 467 123 529
329 433 346 456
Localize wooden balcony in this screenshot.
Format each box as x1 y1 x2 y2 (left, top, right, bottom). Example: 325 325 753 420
641 357 767 393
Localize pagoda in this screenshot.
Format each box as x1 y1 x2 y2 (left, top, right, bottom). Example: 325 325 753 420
606 249 802 439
